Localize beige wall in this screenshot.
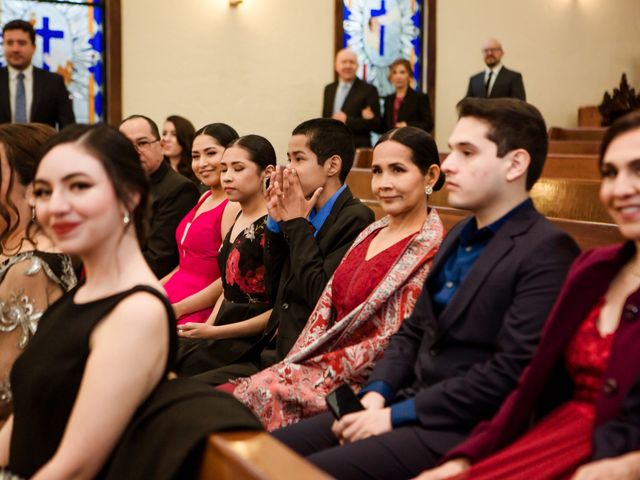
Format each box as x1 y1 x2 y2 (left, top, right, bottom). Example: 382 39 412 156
121 0 335 158
122 0 640 156
434 0 640 148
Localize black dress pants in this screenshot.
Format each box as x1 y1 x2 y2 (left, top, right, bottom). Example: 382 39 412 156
272 412 441 480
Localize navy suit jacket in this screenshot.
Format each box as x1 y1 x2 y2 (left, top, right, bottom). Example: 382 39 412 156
322 78 381 148
0 66 75 129
449 242 640 463
367 202 579 456
379 88 433 134
466 66 526 101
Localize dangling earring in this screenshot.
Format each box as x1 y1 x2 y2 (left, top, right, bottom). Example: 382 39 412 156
31 204 36 221
262 176 270 195
424 185 433 196
123 211 131 225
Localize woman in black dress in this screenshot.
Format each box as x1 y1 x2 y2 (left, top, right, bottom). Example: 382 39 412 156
176 134 276 375
0 125 175 479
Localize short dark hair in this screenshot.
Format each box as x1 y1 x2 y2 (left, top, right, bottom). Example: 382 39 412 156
38 124 150 246
227 134 276 171
164 115 196 180
0 123 56 250
599 109 640 166
291 118 355 183
120 114 161 140
375 126 445 191
194 123 239 148
456 98 548 190
2 20 35 44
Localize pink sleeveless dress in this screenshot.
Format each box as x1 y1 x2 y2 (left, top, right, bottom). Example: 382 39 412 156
165 191 228 326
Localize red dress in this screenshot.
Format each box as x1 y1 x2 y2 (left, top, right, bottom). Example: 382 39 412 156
456 299 614 480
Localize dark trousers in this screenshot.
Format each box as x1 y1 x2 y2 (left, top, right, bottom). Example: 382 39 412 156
272 412 441 480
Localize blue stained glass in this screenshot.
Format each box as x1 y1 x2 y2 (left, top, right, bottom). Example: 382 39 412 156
0 0 106 123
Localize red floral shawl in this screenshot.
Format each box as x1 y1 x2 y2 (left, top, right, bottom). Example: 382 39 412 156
233 209 444 430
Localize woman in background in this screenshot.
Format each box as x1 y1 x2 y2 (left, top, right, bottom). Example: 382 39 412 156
367 58 433 134
162 115 198 184
234 126 444 430
163 123 241 326
176 135 275 374
0 123 76 424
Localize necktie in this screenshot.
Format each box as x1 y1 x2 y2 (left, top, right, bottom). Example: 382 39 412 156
15 72 27 123
484 71 493 98
333 83 350 114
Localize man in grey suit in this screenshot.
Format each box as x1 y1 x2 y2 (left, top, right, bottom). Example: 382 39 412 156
466 38 526 101
0 19 75 129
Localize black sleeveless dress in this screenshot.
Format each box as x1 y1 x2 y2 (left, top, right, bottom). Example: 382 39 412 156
8 284 177 478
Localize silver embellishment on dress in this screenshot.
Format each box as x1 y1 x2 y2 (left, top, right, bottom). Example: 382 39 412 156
0 290 43 348
0 377 11 405
244 223 256 241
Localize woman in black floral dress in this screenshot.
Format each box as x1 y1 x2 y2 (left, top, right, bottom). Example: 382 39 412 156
176 135 275 374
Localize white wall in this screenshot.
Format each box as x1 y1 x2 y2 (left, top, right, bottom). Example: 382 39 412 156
121 0 640 156
121 0 335 158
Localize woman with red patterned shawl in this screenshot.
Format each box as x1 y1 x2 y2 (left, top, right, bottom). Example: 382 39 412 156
233 127 444 430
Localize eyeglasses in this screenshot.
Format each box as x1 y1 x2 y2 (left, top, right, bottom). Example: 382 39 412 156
133 138 159 151
482 48 502 54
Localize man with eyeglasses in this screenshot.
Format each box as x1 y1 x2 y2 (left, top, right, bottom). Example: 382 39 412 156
120 114 199 278
465 38 526 101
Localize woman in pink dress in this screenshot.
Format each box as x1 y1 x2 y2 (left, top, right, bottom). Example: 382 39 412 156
163 123 240 325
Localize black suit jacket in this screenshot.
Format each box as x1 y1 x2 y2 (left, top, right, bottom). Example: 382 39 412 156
0 66 75 128
367 202 579 456
322 78 381 148
145 162 199 278
466 66 526 101
379 88 433 134
263 186 374 361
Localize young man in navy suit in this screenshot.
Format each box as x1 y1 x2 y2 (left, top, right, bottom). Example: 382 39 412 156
466 38 526 101
273 98 579 479
0 19 75 129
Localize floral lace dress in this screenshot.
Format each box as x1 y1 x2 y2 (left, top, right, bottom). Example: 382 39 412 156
176 215 272 375
0 251 77 422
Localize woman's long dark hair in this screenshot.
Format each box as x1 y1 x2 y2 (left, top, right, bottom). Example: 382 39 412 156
0 123 57 253
165 115 197 183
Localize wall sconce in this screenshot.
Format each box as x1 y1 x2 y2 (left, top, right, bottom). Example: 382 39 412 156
229 0 243 6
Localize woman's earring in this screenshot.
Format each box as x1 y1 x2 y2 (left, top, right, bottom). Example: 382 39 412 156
424 185 433 196
262 176 270 194
123 211 131 225
31 204 36 221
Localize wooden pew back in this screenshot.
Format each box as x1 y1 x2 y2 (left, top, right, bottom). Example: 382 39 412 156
548 127 606 142
199 431 331 480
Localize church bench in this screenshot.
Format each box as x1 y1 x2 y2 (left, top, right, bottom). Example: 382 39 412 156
199 431 331 480
548 127 606 142
548 140 600 156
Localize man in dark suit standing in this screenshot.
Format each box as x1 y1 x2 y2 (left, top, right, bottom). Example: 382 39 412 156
0 19 75 129
466 38 526 101
322 48 381 148
119 115 199 279
273 98 579 479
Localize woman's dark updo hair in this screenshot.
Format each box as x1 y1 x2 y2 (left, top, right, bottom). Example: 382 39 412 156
38 124 150 245
374 126 445 191
0 123 57 250
227 134 277 171
600 109 640 166
165 115 196 182
194 123 239 148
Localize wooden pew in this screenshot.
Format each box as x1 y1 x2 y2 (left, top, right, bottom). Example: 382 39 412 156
354 148 373 169
542 153 600 180
548 140 600 156
199 431 331 480
548 127 606 142
346 168 623 250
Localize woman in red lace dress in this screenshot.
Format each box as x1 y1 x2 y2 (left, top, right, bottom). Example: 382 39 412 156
416 113 640 480
233 126 445 430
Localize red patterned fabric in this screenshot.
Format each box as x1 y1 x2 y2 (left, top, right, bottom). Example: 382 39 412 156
233 210 443 430
453 299 614 480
